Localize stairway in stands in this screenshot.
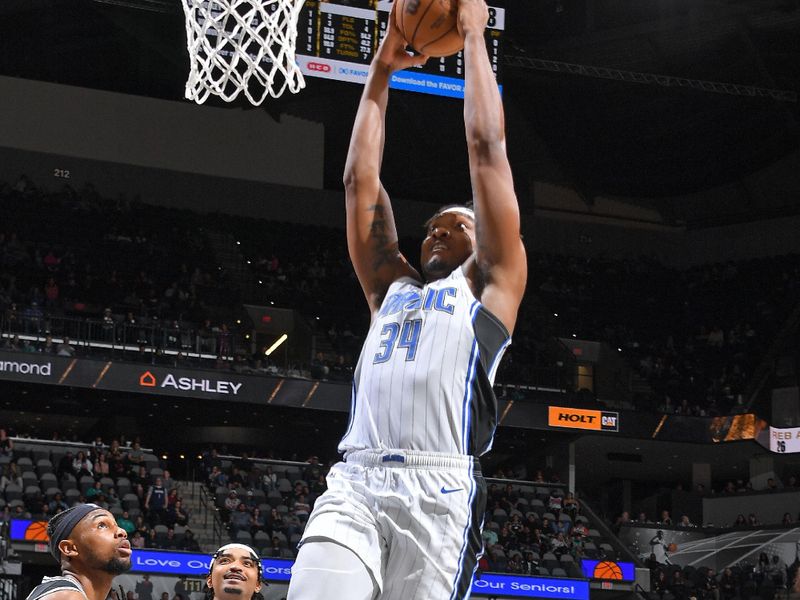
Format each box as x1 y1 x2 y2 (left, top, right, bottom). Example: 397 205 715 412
179 480 225 553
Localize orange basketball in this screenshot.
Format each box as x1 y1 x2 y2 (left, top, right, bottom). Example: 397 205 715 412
24 521 49 542
394 0 464 58
594 561 624 580
667 543 678 552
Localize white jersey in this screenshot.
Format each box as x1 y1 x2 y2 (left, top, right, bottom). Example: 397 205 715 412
339 266 511 457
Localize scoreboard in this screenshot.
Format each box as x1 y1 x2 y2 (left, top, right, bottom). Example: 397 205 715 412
294 0 505 98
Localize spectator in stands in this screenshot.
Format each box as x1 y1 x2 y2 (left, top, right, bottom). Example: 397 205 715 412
718 568 737 600
144 477 167 526
678 514 693 528
56 451 75 480
209 466 227 489
754 552 770 585
130 531 146 550
229 503 251 537
131 465 150 489
747 513 760 526
95 452 110 477
224 490 240 518
0 463 22 491
783 512 795 527
292 494 311 522
73 451 93 478
48 492 69 513
160 527 181 551
562 492 580 520
659 510 673 525
183 529 200 552
0 429 13 458
85 479 102 500
117 511 136 536
250 507 266 536
166 500 189 528
162 469 177 493
125 441 145 473
166 488 179 509
56 336 76 357
733 513 746 527
135 574 155 600
261 466 277 492
39 335 56 354
766 477 780 492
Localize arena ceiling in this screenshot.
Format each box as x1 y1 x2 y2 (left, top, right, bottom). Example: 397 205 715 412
1 0 799 225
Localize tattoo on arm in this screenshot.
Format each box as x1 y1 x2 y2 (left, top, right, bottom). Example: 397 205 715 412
367 204 395 271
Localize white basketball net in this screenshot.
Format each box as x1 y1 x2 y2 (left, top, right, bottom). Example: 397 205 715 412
182 0 306 105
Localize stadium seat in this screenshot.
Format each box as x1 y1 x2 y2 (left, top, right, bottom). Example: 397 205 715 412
65 489 81 505
78 476 94 495
587 528 601 539
273 531 288 548
17 457 34 473
110 506 123 518
22 471 39 488
154 524 169 545
235 530 253 544
537 567 550 576
584 542 598 558
529 499 545 515
36 459 54 475
40 473 58 488
149 467 164 479
542 512 556 522
4 484 23 502
24 485 43 501
285 467 302 482
542 552 559 571
276 478 292 494
551 568 567 577
99 477 115 492
254 531 270 546
559 554 575 565
143 453 160 471
32 449 50 463
280 548 295 559
215 487 229 507
44 486 62 501
289 533 301 547
116 478 132 496
122 493 140 511
492 508 508 527
61 474 77 492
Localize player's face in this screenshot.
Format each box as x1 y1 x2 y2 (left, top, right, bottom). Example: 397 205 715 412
74 509 132 574
207 549 261 600
420 213 476 281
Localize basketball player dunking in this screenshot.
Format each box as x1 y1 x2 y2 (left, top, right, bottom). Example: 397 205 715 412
25 504 132 600
287 1 526 599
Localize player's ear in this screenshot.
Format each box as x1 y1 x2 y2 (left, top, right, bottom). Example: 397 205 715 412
206 574 213 590
59 538 79 557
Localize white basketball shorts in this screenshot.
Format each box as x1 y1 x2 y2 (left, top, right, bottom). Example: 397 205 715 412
298 449 487 600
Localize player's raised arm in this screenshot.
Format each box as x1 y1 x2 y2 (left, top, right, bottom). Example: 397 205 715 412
343 10 426 314
459 0 527 333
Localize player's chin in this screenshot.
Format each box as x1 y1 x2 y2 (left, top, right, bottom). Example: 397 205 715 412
422 256 451 280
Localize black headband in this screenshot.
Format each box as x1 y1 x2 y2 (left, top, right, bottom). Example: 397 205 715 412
47 503 102 561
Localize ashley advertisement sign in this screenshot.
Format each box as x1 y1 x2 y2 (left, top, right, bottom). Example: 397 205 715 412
0 349 340 407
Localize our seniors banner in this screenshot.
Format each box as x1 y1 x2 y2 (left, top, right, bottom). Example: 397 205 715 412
130 550 589 599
